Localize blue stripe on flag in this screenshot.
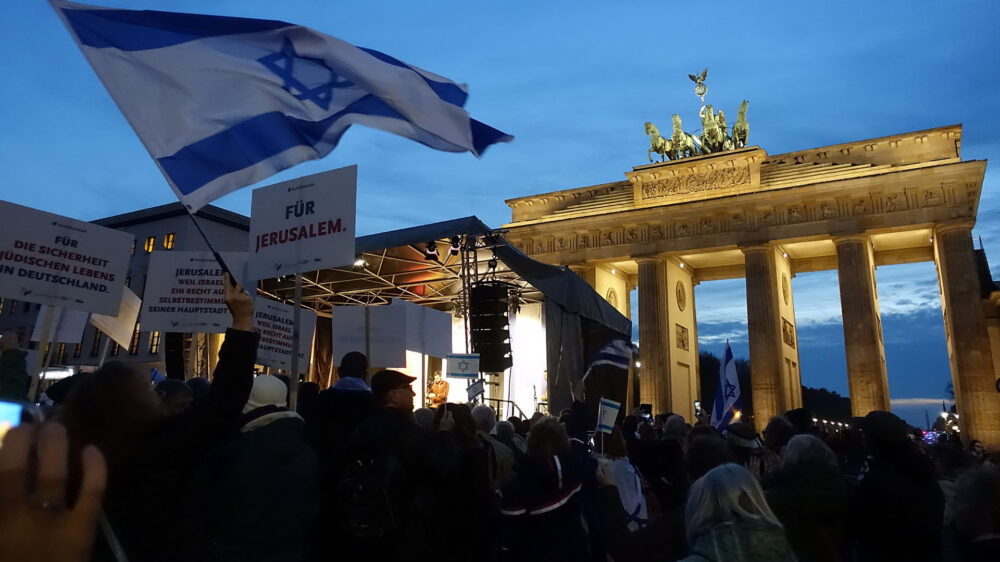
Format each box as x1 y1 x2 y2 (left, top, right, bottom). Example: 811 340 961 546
359 47 468 108
61 5 289 51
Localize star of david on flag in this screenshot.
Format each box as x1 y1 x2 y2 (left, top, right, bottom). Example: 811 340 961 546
50 1 513 211
711 341 743 429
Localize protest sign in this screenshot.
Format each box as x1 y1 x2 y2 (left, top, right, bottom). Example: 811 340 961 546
332 300 453 368
246 166 357 282
467 379 485 401
254 297 317 373
141 251 247 332
446 354 480 379
0 201 132 315
90 287 141 347
31 305 89 344
597 397 622 434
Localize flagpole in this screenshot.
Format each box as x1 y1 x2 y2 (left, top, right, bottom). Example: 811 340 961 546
288 272 302 412
187 212 239 287
29 306 55 402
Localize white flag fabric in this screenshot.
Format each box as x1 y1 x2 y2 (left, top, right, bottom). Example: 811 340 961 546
50 1 512 211
710 341 742 428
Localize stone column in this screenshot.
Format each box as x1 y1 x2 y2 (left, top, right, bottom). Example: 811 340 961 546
637 258 669 414
835 235 890 416
742 245 786 431
934 223 1000 445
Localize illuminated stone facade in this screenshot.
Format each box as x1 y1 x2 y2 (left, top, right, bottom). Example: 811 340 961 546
505 124 1000 445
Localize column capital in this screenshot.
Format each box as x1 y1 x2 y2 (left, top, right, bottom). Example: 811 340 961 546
934 220 975 236
832 233 871 246
738 243 773 255
632 254 663 265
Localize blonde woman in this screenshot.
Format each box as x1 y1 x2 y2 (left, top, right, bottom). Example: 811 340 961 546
679 463 797 562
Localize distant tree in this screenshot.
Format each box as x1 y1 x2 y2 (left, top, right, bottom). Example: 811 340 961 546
945 379 954 400
801 386 851 422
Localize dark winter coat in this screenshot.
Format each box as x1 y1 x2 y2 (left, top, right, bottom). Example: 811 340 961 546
765 461 848 562
497 453 590 562
0 348 28 401
678 519 798 562
99 328 258 562
850 445 945 562
204 409 318 561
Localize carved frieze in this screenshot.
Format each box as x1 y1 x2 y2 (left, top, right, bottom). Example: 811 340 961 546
676 281 687 312
781 318 796 349
676 323 690 351
628 148 766 207
818 201 837 219
639 166 752 202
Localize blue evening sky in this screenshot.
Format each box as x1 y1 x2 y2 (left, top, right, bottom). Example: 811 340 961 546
4 1 999 427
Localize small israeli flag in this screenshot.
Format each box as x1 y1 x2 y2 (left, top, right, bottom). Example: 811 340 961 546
50 1 513 211
583 338 634 381
710 341 742 428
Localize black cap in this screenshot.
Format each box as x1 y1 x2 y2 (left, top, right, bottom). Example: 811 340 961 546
371 369 416 398
860 410 907 444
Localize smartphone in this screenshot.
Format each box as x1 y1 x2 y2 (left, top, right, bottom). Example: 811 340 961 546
0 399 39 445
693 400 702 415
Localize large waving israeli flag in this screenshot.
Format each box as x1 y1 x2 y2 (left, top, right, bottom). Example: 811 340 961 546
50 1 513 211
710 341 742 428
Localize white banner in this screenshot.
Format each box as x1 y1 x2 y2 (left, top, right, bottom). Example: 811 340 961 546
31 306 89 344
0 201 132 315
331 300 453 368
254 298 317 373
140 251 247 333
247 166 357 282
90 287 141 347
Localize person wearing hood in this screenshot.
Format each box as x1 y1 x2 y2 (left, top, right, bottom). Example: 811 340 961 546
679 463 797 562
203 374 318 561
765 434 849 562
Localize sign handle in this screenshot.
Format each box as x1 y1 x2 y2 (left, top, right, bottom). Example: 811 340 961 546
96 335 112 368
288 272 303 411
28 306 56 401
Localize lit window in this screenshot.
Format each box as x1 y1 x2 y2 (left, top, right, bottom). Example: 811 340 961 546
111 342 120 356
73 342 82 358
90 330 102 357
144 236 155 253
163 233 175 250
148 331 161 354
130 240 136 256
129 323 141 355
56 343 67 364
125 276 131 288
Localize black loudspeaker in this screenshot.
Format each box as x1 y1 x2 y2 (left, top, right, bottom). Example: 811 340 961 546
469 281 513 372
164 332 186 380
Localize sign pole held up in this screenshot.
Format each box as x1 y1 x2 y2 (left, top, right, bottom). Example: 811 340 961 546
28 306 55 401
288 272 303 412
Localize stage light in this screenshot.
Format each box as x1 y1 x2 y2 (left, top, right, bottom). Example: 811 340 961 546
353 256 367 270
424 241 438 261
450 236 461 256
487 257 498 270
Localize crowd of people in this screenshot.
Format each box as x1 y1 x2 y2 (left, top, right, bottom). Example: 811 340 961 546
1 275 999 561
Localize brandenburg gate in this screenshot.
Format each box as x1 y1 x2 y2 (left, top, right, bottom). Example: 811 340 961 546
503 122 1000 445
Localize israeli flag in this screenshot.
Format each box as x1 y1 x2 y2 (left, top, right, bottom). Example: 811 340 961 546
711 341 742 428
50 1 513 211
583 338 634 381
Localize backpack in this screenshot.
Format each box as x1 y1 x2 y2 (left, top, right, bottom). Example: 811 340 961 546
334 443 402 542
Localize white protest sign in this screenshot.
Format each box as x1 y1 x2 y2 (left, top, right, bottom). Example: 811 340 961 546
247 166 357 282
331 300 453 368
447 354 480 379
0 201 132 315
31 306 89 344
254 298 317 373
597 397 622 434
141 251 247 333
467 379 485 401
90 287 141 347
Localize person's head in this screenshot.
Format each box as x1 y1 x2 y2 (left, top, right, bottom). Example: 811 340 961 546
339 351 369 382
860 410 908 457
297 381 320 413
434 403 476 443
598 426 628 459
413 407 435 430
60 361 165 469
471 404 497 433
970 439 987 460
763 415 798 453
154 379 193 416
663 414 688 439
784 408 815 434
781 434 838 470
185 377 210 405
371 370 416 412
527 417 570 457
494 420 516 443
954 465 1000 539
243 375 288 414
687 435 735 481
685 463 781 544
507 416 524 436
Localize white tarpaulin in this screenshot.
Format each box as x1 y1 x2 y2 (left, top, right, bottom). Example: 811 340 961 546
31 306 88 344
